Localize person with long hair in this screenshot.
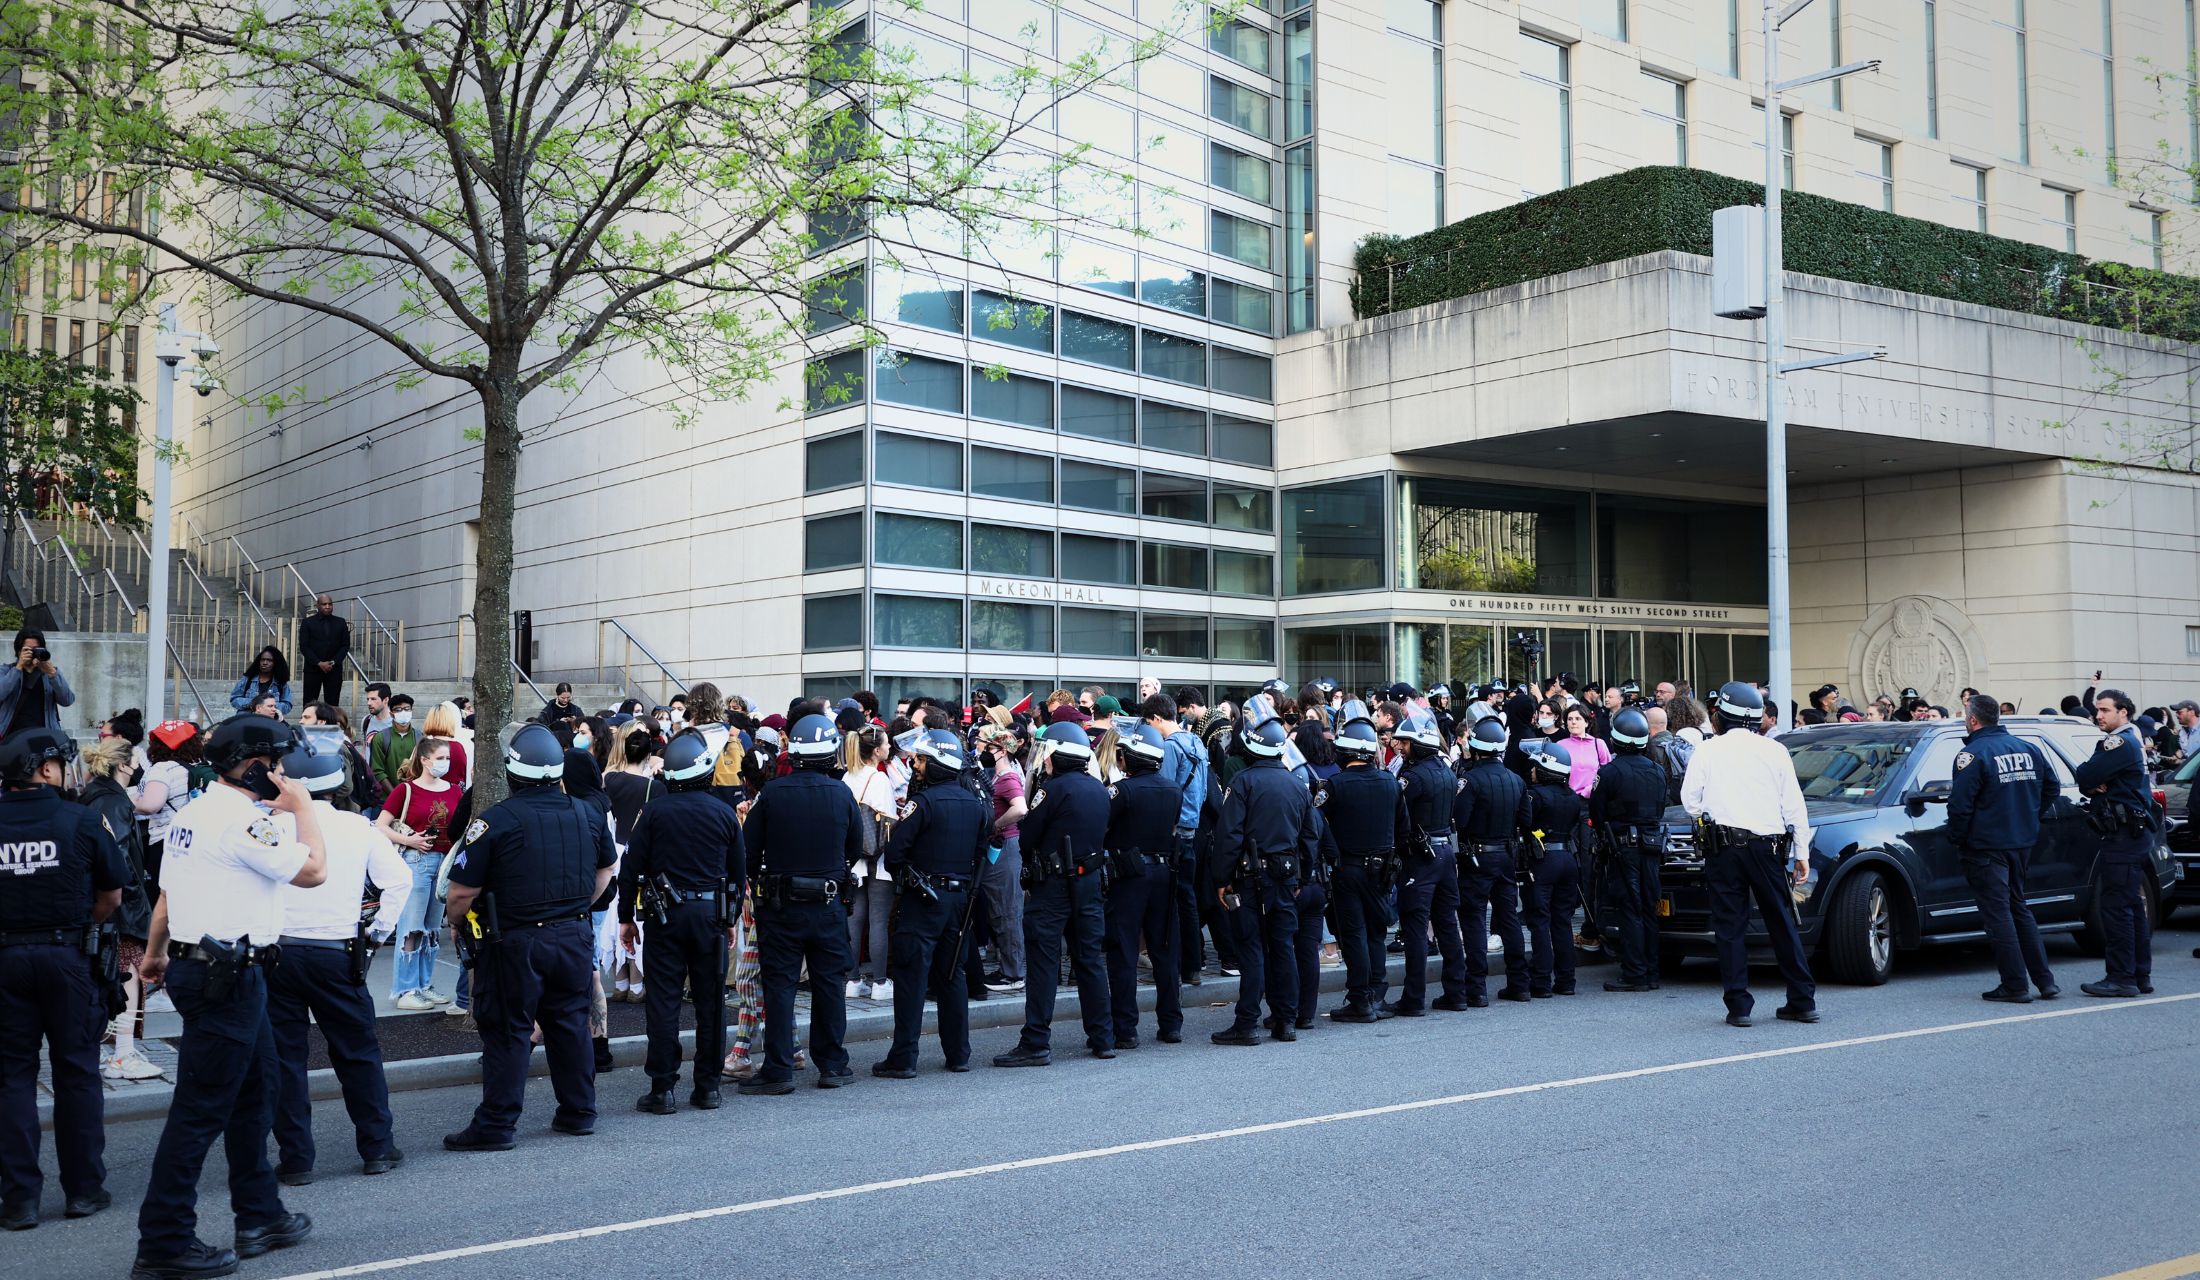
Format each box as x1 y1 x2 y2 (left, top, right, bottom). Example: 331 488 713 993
137 720 201 895
228 645 294 718
376 738 460 1010
600 724 658 1001
842 724 896 1001
420 701 471 789
79 737 161 1080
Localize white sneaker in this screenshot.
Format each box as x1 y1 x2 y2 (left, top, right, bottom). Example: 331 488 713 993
143 989 175 1013
845 979 864 999
444 1002 471 1017
111 1048 163 1080
423 988 453 1006
394 990 438 1011
870 979 894 1002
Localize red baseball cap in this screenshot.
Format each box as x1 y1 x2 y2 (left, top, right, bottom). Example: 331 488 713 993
150 720 198 750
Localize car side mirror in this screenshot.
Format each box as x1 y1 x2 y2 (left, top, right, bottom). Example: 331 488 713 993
1903 782 1952 816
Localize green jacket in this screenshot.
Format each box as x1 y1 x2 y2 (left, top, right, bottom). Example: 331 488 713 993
371 726 420 787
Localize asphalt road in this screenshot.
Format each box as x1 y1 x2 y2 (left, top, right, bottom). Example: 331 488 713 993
13 926 2200 1280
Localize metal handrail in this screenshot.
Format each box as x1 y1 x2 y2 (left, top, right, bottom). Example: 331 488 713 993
354 595 400 648
283 563 315 608
596 618 688 699
14 509 49 561
175 552 218 605
167 640 215 723
101 566 141 626
226 534 262 578
458 612 552 709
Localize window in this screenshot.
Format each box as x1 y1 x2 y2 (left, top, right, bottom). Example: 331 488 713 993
1924 0 1939 137
95 324 111 375
973 523 1053 577
1398 476 1589 594
1285 143 1315 332
1061 460 1135 513
1140 263 1205 317
804 595 863 650
1283 13 1313 141
1209 12 1271 73
40 317 56 356
1141 330 1207 386
1061 384 1135 443
1209 75 1272 139
874 350 963 412
2045 186 2077 252
1142 470 1208 522
1213 483 1274 530
1595 493 1766 604
1388 159 1442 238
1212 143 1274 203
1142 614 1208 659
1520 34 1570 196
1954 163 1989 232
875 265 965 332
806 348 866 414
805 431 863 492
1061 533 1137 584
1755 105 1796 191
1212 347 1273 401
1585 0 1626 40
873 595 963 649
1285 477 1385 594
69 245 86 300
1141 55 1204 113
875 512 964 569
121 325 137 379
875 432 963 491
1061 238 1135 297
971 370 1054 429
971 446 1056 503
972 290 1053 351
1641 73 1686 166
67 320 84 364
1061 310 1134 370
41 245 58 299
803 511 863 570
971 601 1053 652
1215 550 1273 597
1058 92 1134 156
1386 2 1442 235
2086 0 2116 180
2140 209 2165 269
1062 606 1137 657
1214 617 1276 663
806 266 864 334
1142 402 1206 456
1211 209 1275 270
1211 279 1274 334
1141 186 1204 252
1858 138 1894 212
1996 0 2029 164
1143 542 1209 591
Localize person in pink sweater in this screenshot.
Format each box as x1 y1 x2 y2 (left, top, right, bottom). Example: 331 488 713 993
1561 705 1611 797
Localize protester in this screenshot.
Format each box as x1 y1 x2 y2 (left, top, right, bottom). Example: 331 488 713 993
376 738 462 1011
229 645 294 718
78 737 161 1081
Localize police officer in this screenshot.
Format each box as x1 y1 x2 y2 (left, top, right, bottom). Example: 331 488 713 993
741 714 864 1092
0 728 124 1231
1457 717 1531 1005
1207 718 1319 1044
1521 743 1584 997
1679 683 1817 1028
1102 725 1184 1049
266 740 410 1186
621 729 746 1111
2075 689 2155 998
135 715 326 1279
1590 707 1669 993
1945 696 2062 1003
442 724 616 1148
1428 684 1456 747
1386 714 1473 1015
874 729 991 1076
996 722 1114 1066
1320 716 1407 1023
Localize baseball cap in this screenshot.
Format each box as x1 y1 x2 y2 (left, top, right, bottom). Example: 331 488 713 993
1048 703 1090 725
2173 699 2200 714
150 719 199 751
1386 681 1417 700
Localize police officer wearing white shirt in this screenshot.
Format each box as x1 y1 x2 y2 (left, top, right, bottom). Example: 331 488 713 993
133 716 328 1280
267 738 413 1186
1679 683 1819 1029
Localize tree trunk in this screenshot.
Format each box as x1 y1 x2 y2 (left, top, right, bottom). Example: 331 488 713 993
469 367 523 809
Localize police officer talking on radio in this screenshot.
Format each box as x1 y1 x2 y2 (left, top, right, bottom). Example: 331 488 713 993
1207 716 1318 1045
1680 683 1817 1028
1456 716 1531 1006
621 728 745 1112
1319 710 1408 1023
995 721 1114 1066
2075 689 2156 998
1102 724 1185 1049
873 728 990 1077
134 715 328 1280
442 724 616 1149
0 727 125 1233
741 714 864 1093
1947 695 2062 1003
1590 707 1669 993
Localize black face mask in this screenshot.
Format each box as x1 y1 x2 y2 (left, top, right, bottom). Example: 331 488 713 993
237 760 282 801
979 750 998 770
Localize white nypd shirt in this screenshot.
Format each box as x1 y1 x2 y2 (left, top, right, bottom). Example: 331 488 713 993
162 782 310 945
280 802 411 942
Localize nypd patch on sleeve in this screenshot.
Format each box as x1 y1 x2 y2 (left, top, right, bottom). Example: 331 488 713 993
246 816 283 846
2100 735 2122 750
1953 751 1974 770
461 818 489 846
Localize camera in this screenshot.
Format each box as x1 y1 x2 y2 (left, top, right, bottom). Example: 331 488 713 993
28 646 50 663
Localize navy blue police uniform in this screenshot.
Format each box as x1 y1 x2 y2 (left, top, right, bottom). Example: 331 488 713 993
621 790 746 1103
876 768 991 1073
445 786 615 1143
741 769 864 1087
2072 721 2154 995
1457 756 1532 1002
1207 757 1320 1039
1293 805 1337 1027
1319 761 1409 1019
1392 754 1470 1013
1103 770 1185 1047
1004 767 1114 1061
0 780 125 1225
1588 754 1670 989
1521 776 1585 996
1946 723 2061 999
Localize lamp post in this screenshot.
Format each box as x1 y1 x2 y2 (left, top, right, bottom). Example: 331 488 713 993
149 303 217 719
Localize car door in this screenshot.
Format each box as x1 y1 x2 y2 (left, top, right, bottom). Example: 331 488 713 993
1895 732 1971 919
2013 731 2087 923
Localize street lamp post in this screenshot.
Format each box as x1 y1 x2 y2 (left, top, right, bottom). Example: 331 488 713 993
149 303 217 719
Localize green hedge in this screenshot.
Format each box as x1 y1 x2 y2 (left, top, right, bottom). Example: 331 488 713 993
1349 165 2200 344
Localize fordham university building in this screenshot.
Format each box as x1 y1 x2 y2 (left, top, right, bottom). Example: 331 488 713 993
174 0 2200 715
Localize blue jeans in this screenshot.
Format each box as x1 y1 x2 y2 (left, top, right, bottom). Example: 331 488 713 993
390 850 446 997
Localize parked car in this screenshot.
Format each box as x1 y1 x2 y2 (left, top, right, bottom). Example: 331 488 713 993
1654 719 2179 985
2157 752 2200 915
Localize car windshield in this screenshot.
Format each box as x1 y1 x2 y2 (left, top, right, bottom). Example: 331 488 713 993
1784 733 1919 801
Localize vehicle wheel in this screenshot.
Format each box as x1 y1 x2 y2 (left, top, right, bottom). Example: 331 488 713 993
1822 869 1895 985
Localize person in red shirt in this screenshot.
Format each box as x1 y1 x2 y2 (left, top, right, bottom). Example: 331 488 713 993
376 739 462 1009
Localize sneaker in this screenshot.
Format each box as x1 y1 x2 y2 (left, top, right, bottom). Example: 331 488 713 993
1219 966 1241 978
110 1048 163 1080
393 991 438 1011
444 1002 470 1017
845 979 864 999
869 979 894 1002
422 988 453 1006
142 988 175 1014
722 1052 757 1082
985 976 1025 992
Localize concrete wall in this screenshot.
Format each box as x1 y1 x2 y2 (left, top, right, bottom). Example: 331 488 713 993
43 633 150 739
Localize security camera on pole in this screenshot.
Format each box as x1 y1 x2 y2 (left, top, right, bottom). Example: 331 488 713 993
149 304 219 719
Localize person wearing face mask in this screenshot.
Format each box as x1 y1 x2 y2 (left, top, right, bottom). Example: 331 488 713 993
369 695 419 789
376 739 462 1011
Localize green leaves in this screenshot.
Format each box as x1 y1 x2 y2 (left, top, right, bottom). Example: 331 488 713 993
0 351 145 526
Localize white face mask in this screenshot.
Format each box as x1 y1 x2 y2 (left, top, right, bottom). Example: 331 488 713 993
427 758 451 779
573 734 593 751
1536 716 1556 732
668 711 685 725
394 710 413 726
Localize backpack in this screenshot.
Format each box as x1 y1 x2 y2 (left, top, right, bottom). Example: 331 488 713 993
185 761 220 798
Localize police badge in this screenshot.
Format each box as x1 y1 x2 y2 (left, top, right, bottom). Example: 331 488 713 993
460 818 490 846
1953 751 1974 770
246 815 283 846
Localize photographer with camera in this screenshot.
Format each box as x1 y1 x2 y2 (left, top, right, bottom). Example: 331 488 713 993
1 629 75 739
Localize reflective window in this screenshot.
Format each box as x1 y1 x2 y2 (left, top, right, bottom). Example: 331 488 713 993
875 433 963 492
1211 143 1274 203
873 594 964 648
1396 476 1588 595
1143 121 1206 181
1213 484 1273 531
1641 72 1687 166
805 348 865 414
1388 34 1440 167
1285 477 1385 594
1595 493 1766 604
1142 470 1208 522
1210 279 1273 334
1214 617 1275 662
1142 401 1206 456
804 511 863 570
971 290 1053 351
1061 384 1135 443
1213 415 1273 467
1210 75 1272 138
1142 186 1205 251
1062 606 1138 656
971 601 1054 652
1143 613 1209 659
1520 33 1571 196
1210 210 1274 269
1212 346 1273 401
806 266 864 334
1061 460 1136 513
1061 238 1136 296
1141 55 1204 113
805 431 863 492
1061 532 1137 583
1288 622 1386 689
1140 263 1206 317
874 350 964 412
804 594 862 650
972 446 1056 503
1285 143 1314 332
1209 13 1271 73
875 512 964 569
1143 542 1209 591
972 523 1053 577
1059 92 1134 155
1215 549 1273 596
1062 310 1135 370
971 369 1055 429
874 264 965 332
1283 13 1313 140
1142 330 1207 386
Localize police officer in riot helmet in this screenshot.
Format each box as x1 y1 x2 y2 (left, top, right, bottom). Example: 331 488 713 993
1456 716 1532 1004
741 714 865 1092
1680 682 1817 1028
997 722 1114 1066
1101 724 1185 1049
1591 707 1670 992
1390 713 1473 1014
1320 714 1410 1022
0 728 126 1231
873 729 991 1077
621 729 746 1112
1206 717 1320 1044
442 724 616 1149
1520 743 1585 997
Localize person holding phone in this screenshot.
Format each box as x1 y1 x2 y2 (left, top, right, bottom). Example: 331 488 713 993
1 628 75 738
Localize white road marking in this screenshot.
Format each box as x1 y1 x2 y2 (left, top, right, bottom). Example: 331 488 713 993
277 992 2200 1279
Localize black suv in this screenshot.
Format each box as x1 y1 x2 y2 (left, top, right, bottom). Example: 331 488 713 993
1656 719 2178 985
